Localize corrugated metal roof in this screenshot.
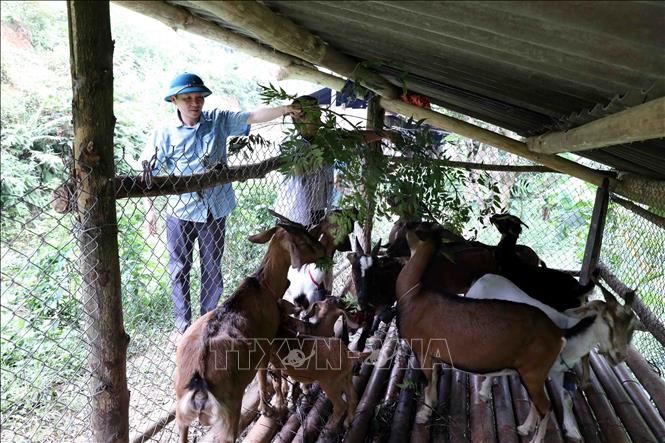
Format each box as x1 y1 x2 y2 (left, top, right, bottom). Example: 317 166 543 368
171 1 665 180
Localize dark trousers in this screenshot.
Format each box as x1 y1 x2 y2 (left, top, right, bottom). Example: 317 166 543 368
166 214 226 332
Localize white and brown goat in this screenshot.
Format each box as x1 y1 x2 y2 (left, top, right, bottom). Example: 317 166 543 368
174 220 326 443
396 222 578 443
467 274 641 440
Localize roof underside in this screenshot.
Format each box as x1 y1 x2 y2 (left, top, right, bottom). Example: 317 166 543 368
171 1 665 180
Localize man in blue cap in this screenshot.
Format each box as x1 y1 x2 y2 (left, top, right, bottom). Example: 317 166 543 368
141 72 296 335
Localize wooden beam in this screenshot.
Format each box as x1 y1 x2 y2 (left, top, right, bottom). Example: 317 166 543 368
279 64 665 211
580 178 609 285
112 0 303 68
68 1 129 441
114 156 283 199
189 0 400 98
527 97 665 154
610 195 665 230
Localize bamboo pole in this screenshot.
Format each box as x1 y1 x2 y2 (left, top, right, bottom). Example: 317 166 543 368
589 353 658 443
470 375 497 443
625 346 665 419
611 363 665 441
527 97 665 154
610 195 665 230
597 262 665 349
449 370 469 443
130 407 175 443
278 64 665 212
114 156 284 199
68 2 129 441
345 323 398 441
578 360 631 443
491 377 520 443
388 354 420 443
112 1 302 68
188 1 399 99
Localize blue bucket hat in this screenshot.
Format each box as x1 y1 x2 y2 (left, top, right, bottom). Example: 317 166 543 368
164 72 212 102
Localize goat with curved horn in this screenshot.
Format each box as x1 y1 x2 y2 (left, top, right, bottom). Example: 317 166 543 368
267 208 304 228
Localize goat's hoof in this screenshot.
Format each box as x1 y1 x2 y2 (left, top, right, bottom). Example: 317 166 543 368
517 424 532 436
564 429 582 441
260 404 275 417
415 410 431 425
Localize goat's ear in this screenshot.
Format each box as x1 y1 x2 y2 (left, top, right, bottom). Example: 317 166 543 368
598 284 619 306
623 290 636 307
371 240 381 258
354 237 364 254
308 223 323 239
287 242 303 269
248 226 278 244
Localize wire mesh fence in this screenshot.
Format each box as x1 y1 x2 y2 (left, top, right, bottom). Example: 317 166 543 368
1 106 663 442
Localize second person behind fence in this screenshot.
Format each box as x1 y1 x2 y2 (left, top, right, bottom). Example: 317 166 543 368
141 72 296 336
274 95 334 228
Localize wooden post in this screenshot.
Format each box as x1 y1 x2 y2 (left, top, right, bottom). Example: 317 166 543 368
68 2 130 442
362 97 385 252
580 178 610 285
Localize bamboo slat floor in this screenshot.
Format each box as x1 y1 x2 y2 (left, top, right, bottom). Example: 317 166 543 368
238 321 665 443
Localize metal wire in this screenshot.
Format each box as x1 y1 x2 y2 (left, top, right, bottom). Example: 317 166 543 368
1 117 663 443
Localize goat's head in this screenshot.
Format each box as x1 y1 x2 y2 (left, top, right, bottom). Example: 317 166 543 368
304 296 361 333
404 221 446 253
490 213 527 237
569 284 641 365
309 209 356 257
249 210 326 269
346 239 381 309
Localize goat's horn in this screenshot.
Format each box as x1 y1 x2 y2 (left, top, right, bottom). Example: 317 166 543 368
354 237 364 254
267 208 300 226
371 240 381 257
597 283 618 305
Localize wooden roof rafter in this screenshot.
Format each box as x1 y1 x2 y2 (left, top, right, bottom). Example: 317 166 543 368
115 0 665 211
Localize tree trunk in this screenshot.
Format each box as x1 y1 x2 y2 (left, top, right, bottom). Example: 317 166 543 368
68 2 130 442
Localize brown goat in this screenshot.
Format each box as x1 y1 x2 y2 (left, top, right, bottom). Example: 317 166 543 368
268 310 371 433
174 221 326 443
396 223 569 443
273 297 360 406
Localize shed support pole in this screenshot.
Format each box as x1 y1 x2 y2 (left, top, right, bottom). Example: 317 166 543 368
362 97 385 252
68 2 130 441
580 178 610 285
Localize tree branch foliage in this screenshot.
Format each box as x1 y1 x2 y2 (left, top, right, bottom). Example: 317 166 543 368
251 84 502 237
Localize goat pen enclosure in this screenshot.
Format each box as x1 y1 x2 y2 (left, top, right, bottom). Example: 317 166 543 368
2 104 664 442
2 1 665 442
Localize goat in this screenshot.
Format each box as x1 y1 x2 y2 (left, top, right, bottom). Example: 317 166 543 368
347 223 540 351
467 275 640 440
386 219 546 267
396 222 583 443
491 213 594 311
174 218 326 443
269 301 371 433
285 209 354 311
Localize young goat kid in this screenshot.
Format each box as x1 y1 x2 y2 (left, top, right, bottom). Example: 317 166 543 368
174 220 326 443
396 223 586 443
467 275 640 440
269 298 371 433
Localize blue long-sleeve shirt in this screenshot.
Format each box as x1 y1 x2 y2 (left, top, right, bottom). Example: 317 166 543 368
141 109 250 222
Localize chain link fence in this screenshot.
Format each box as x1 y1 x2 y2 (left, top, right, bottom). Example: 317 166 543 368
1 108 663 442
